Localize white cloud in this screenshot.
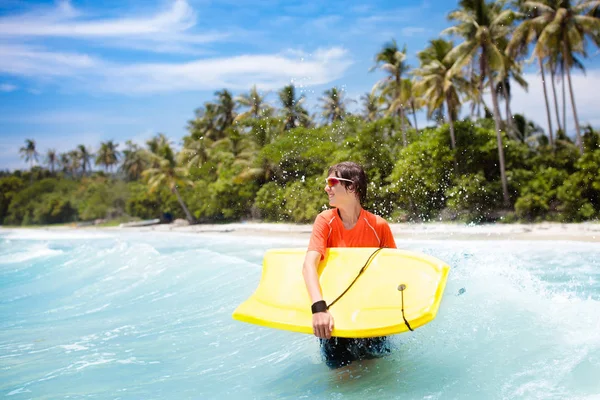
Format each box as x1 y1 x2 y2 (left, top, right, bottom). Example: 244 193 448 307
0 111 138 125
355 2 429 25
350 5 372 14
110 47 353 93
0 44 353 94
401 27 429 37
306 15 343 30
0 83 17 92
0 0 228 54
0 0 192 36
0 44 99 77
508 69 600 133
347 2 432 40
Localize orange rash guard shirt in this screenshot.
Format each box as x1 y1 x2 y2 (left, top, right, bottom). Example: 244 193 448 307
307 208 397 258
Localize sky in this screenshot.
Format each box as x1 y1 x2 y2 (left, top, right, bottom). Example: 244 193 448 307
1 0 599 170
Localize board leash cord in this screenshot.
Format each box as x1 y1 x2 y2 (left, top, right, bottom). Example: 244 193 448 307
326 247 414 333
398 284 413 331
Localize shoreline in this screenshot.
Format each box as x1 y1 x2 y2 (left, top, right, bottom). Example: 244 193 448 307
4 221 598 242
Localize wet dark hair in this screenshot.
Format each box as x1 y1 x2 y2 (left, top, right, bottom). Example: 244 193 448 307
328 161 368 205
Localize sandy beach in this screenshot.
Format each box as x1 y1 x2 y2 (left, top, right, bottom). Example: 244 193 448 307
3 221 599 242
91 221 600 242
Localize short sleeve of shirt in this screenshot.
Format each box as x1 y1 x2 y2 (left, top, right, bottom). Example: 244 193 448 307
307 212 330 259
376 216 397 249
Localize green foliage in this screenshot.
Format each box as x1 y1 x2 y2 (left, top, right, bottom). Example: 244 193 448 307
188 157 259 222
513 167 568 220
75 178 129 221
253 181 286 221
4 117 600 226
557 149 600 221
445 172 500 222
454 120 508 180
387 126 454 221
33 192 77 224
282 179 328 223
254 178 326 223
529 142 580 174
4 178 77 225
126 181 179 220
0 176 25 224
259 125 341 183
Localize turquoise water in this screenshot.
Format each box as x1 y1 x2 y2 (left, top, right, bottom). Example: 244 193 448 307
1 229 599 399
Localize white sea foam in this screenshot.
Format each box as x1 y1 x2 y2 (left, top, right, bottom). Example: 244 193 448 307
1 229 113 241
6 387 32 396
1 232 598 399
59 344 88 352
0 243 63 264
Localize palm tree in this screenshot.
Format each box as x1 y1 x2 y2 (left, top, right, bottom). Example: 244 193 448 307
180 134 213 168
278 85 310 130
554 53 585 136
215 89 237 133
494 38 529 137
548 57 563 134
19 139 38 170
360 92 381 122
188 103 222 141
146 134 172 163
77 144 93 176
45 149 57 174
143 140 195 223
508 0 556 147
95 141 120 173
120 140 147 181
235 85 273 122
212 127 255 161
398 77 422 134
522 0 600 153
320 87 349 123
59 153 70 175
444 0 514 205
68 150 81 177
415 38 468 151
371 40 411 145
512 113 547 146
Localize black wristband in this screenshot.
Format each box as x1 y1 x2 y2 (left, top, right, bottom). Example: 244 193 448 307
311 300 328 314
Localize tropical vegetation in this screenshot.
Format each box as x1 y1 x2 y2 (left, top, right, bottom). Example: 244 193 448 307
2 0 599 227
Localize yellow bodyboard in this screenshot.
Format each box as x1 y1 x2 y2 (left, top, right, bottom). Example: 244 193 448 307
233 248 450 338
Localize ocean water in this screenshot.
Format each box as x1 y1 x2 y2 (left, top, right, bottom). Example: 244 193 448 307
1 229 599 400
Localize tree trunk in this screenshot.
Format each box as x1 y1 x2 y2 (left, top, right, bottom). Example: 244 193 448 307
478 57 485 118
411 101 419 134
173 185 195 224
562 68 566 136
538 57 554 148
446 97 457 150
502 82 516 139
469 59 476 119
564 40 583 154
485 57 510 207
566 66 583 154
446 97 459 173
400 106 407 147
550 68 563 133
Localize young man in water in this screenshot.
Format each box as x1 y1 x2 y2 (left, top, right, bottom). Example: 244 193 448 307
302 161 396 368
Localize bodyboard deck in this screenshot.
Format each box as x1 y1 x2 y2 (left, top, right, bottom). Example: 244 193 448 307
233 248 450 338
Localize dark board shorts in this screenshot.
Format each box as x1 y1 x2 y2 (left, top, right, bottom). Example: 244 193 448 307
319 336 391 369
